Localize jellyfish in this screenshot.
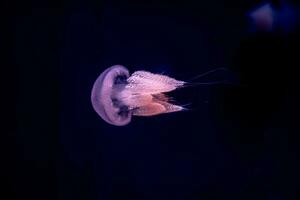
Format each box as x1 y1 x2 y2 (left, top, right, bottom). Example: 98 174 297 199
247 1 300 33
91 65 228 126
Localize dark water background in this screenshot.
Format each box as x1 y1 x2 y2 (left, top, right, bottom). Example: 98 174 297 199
14 0 300 199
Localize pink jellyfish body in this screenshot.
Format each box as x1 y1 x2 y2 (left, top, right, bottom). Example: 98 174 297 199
91 65 186 126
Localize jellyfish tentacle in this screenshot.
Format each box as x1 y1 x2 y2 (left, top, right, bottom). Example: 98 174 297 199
187 67 228 82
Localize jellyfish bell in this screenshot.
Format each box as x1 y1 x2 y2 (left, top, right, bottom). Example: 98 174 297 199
91 65 132 126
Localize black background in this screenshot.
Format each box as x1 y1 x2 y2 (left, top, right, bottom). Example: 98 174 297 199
12 0 300 199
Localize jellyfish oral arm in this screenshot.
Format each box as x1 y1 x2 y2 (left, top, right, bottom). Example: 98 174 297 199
119 71 185 116
126 71 186 94
132 103 166 116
